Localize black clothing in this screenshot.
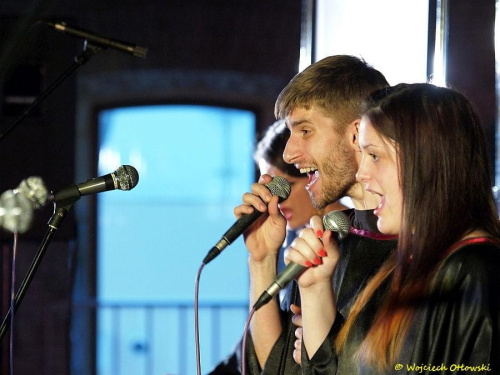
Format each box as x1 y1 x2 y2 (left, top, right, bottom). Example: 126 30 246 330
302 238 500 375
208 209 397 375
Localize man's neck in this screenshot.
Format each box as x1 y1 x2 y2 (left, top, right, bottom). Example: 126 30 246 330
347 182 380 210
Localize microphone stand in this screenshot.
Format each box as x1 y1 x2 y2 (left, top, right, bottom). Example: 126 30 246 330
0 189 80 341
0 41 102 142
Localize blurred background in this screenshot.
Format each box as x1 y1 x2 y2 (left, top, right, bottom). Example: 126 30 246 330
0 0 496 374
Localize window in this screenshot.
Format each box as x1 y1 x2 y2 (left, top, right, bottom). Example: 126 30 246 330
314 0 430 84
96 104 255 375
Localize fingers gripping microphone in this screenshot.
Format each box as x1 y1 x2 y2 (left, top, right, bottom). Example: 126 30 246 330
52 165 139 206
46 21 148 59
203 176 291 265
253 210 351 310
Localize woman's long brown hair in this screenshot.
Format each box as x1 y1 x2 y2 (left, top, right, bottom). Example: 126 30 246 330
335 84 500 369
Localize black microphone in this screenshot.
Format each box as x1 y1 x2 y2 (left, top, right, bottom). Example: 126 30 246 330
253 210 351 310
52 165 139 205
46 21 148 59
202 176 291 265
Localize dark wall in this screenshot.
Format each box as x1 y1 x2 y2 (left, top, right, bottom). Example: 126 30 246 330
446 0 497 180
0 1 302 374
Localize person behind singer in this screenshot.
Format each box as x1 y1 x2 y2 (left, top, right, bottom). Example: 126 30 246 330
212 55 398 375
290 83 500 374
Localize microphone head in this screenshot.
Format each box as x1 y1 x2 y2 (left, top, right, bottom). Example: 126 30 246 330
133 45 148 59
15 176 49 209
0 190 34 234
114 165 139 191
265 176 291 202
323 210 351 240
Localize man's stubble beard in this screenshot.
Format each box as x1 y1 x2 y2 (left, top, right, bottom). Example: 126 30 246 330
311 139 357 210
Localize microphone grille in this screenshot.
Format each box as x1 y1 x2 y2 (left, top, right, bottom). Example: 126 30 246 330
115 165 139 191
1 177 49 233
0 190 34 234
265 176 291 202
323 210 351 240
134 45 148 59
15 176 49 209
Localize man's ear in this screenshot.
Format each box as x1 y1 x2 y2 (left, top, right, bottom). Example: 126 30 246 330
348 119 361 149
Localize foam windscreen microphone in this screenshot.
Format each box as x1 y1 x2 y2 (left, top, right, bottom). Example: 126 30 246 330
253 210 351 310
203 176 291 265
0 177 49 234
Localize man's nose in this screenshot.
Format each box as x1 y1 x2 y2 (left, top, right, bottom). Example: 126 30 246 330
283 136 298 164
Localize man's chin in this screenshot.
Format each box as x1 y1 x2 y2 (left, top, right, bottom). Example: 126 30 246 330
309 194 325 210
312 189 347 210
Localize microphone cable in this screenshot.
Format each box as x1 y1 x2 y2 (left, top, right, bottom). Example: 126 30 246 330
8 231 19 375
194 263 205 375
240 307 256 375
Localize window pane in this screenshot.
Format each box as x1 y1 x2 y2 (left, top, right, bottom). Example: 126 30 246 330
315 0 429 84
97 105 255 375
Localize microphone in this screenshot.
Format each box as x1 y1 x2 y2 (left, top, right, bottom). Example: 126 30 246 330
0 177 49 234
52 165 139 205
46 21 148 59
202 176 291 265
253 210 351 310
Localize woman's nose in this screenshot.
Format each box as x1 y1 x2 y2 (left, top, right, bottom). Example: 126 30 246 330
356 154 369 183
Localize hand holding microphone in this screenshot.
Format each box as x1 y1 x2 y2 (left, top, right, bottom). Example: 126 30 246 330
253 210 350 310
203 175 291 265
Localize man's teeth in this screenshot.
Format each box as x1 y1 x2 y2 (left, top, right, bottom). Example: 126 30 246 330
300 167 317 174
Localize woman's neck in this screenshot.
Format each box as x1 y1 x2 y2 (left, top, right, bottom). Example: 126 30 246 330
461 229 491 241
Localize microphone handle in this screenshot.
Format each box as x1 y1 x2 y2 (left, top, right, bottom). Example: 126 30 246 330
253 262 305 310
47 22 148 58
77 173 115 196
222 209 263 244
203 209 262 265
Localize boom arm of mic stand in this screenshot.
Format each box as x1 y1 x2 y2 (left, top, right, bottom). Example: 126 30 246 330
0 199 77 341
0 42 102 142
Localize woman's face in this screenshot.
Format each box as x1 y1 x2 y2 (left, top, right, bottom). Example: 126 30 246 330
356 117 402 235
258 160 317 230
